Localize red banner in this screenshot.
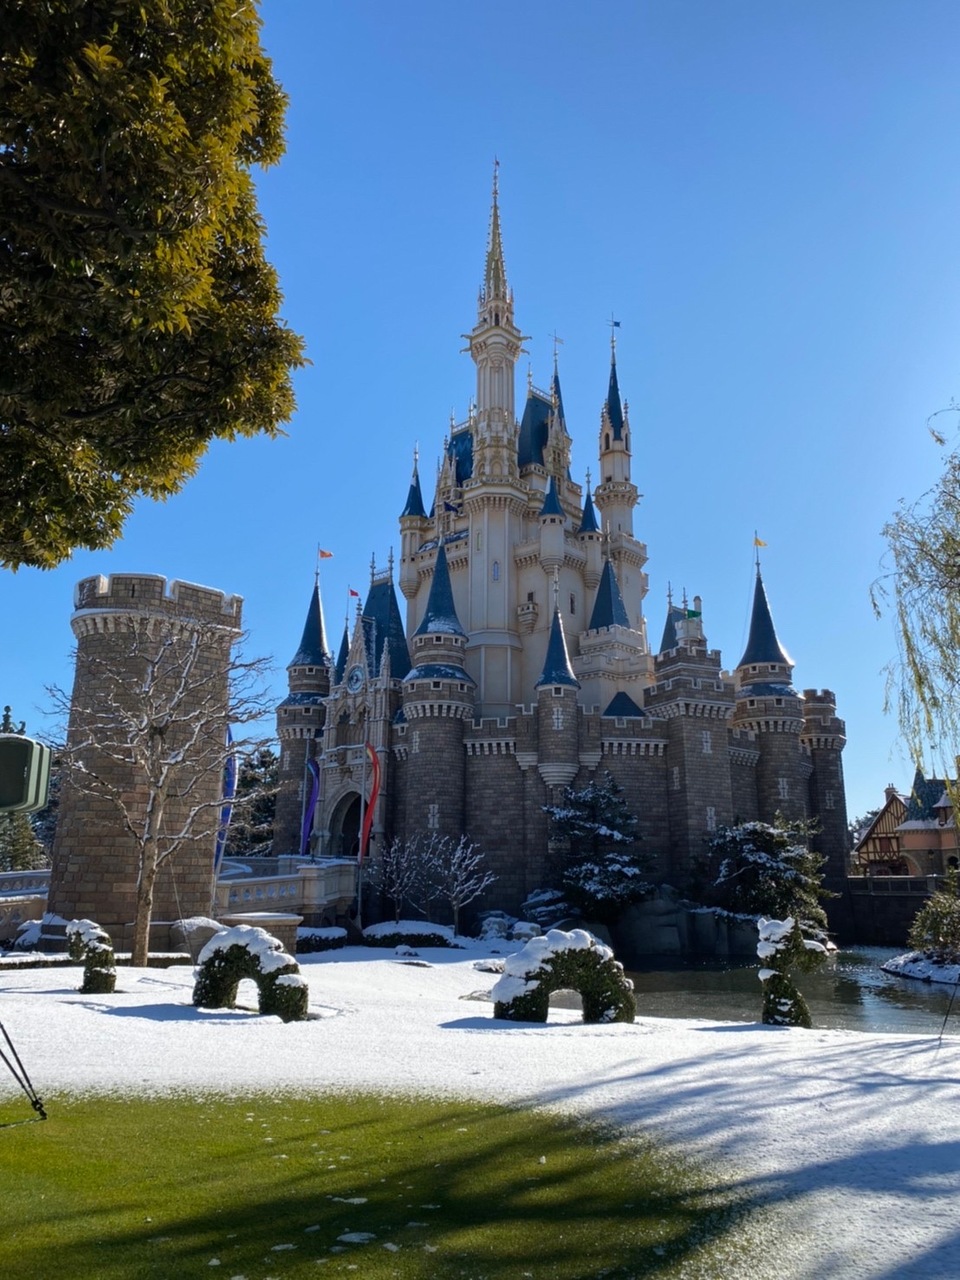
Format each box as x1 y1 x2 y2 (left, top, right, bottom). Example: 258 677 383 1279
359 743 380 864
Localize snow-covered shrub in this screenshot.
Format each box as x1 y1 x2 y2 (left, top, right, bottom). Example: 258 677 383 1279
757 916 827 1028
296 926 347 954
510 921 542 943
13 911 68 951
907 877 960 964
193 925 308 1022
362 920 456 949
66 919 116 994
491 928 635 1024
478 912 511 941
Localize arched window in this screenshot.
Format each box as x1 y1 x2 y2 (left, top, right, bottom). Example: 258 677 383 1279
604 433 610 451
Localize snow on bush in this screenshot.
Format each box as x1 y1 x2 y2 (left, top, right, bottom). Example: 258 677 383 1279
362 920 457 949
756 916 827 1028
296 926 347 954
13 911 69 951
491 928 635 1024
882 952 960 985
66 918 116 994
193 925 308 1022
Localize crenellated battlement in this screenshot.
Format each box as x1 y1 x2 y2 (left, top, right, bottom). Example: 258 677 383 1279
73 574 243 630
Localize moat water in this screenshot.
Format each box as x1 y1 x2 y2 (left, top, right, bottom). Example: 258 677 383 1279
615 948 960 1035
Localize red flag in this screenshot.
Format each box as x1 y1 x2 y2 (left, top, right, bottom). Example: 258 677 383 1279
318 549 334 559
349 588 360 598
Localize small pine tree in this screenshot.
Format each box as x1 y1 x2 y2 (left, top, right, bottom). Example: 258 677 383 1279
697 818 831 943
543 772 652 921
0 811 48 872
223 747 278 857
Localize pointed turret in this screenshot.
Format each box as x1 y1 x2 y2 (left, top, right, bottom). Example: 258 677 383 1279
538 475 564 519
414 543 467 638
288 579 330 670
401 461 427 519
578 484 600 535
605 348 625 441
536 606 580 689
658 598 685 653
588 558 630 631
738 571 793 671
595 330 637 539
483 161 508 305
334 621 349 685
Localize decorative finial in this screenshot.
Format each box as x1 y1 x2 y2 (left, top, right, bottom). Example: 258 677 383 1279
550 331 564 371
1 706 25 735
388 547 394 578
527 363 533 392
413 442 419 475
608 313 621 355
492 155 500 202
753 531 767 572
666 582 673 607
370 552 376 584
585 467 592 490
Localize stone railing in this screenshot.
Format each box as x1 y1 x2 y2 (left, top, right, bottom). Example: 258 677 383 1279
0 868 51 898
213 858 357 923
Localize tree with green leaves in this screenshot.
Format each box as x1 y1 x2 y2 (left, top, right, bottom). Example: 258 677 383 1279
1 1 304 569
223 746 278 858
873 413 960 783
543 773 652 921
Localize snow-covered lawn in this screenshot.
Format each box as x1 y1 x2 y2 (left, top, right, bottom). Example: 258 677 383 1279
3 939 960 1279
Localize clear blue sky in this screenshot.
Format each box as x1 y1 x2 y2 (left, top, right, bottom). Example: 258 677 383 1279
4 0 960 823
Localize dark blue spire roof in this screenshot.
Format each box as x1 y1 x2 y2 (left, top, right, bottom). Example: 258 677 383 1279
578 486 599 534
659 603 685 652
738 572 792 668
603 691 645 718
605 352 624 441
539 475 564 517
588 559 630 630
447 430 473 485
288 581 329 668
335 623 349 684
536 607 580 689
414 544 466 638
361 577 411 679
518 387 551 469
552 365 566 429
401 466 427 519
905 768 952 820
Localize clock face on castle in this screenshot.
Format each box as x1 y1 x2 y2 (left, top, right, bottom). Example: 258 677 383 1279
346 664 365 694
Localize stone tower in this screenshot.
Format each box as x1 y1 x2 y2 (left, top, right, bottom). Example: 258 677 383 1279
274 577 331 857
401 544 475 840
732 568 811 823
47 574 242 945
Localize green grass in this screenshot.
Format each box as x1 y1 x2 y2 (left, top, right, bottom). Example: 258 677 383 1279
0 1091 752 1279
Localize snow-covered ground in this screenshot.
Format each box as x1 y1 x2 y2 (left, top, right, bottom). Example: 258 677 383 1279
3 938 960 1279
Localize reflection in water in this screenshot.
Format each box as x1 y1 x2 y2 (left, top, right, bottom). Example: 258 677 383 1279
624 947 960 1035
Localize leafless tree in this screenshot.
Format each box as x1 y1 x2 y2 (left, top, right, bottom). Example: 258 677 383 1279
366 835 432 923
423 835 497 935
48 618 274 966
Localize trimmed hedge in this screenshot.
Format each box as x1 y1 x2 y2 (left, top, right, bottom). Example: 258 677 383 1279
66 919 116 995
193 926 309 1023
492 929 635 1024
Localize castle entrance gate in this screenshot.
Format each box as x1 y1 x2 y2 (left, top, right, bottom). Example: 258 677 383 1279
329 792 362 859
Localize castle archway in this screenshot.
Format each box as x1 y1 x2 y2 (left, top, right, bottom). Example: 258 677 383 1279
329 792 362 858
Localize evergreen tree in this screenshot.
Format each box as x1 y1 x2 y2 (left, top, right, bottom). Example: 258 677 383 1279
0 811 48 872
543 772 651 921
698 818 831 941
223 747 278 858
1 1 304 569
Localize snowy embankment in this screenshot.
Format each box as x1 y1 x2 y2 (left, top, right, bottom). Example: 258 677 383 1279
881 950 960 986
2 940 960 1279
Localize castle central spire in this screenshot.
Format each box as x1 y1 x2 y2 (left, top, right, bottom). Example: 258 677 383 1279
483 159 508 304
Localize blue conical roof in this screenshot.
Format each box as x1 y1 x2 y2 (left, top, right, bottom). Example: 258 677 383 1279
578 486 599 534
659 603 685 653
588 559 630 630
334 623 349 684
552 366 566 429
539 475 564 518
518 387 551 468
288 581 329 668
361 577 411 679
605 352 624 441
401 467 427 519
536 606 580 689
414 544 466 638
738 572 792 668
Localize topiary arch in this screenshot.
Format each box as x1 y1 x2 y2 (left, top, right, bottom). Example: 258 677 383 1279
491 928 636 1024
192 925 309 1023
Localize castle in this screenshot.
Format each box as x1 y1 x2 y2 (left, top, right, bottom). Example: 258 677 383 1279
274 173 849 919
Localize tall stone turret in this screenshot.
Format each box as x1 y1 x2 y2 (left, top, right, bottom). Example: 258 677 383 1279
732 570 810 824
646 595 735 875
275 577 331 856
47 574 242 946
802 688 849 888
594 340 637 539
399 453 430 601
402 545 475 839
578 474 603 589
535 598 581 791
